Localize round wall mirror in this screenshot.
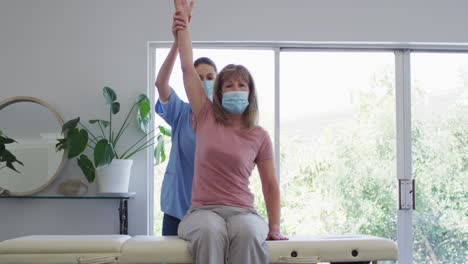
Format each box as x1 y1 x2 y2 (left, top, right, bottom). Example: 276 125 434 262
0 96 66 196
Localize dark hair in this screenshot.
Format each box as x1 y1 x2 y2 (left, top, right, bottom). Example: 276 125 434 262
193 57 218 73
212 64 258 129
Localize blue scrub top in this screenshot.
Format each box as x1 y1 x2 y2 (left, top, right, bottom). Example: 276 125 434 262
155 90 195 220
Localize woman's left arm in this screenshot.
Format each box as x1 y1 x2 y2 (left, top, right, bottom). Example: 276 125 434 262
257 158 289 240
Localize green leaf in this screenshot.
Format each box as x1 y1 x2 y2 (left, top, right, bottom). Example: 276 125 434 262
89 119 110 128
1 149 23 173
61 117 80 134
0 136 15 144
77 155 95 183
111 102 120 114
4 138 15 144
93 139 115 167
67 128 88 158
137 94 151 120
1 149 15 162
103 87 117 104
136 94 151 134
158 125 172 137
55 138 67 152
0 130 3 136
137 108 151 133
154 135 166 165
136 94 149 104
6 161 20 173
138 104 151 123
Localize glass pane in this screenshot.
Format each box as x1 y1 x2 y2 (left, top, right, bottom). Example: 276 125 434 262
154 48 275 235
280 52 397 240
411 53 468 263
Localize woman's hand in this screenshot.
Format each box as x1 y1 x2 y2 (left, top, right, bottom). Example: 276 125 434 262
173 0 194 24
172 11 187 38
267 230 289 241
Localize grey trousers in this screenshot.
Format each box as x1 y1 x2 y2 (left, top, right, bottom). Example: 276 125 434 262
178 205 269 264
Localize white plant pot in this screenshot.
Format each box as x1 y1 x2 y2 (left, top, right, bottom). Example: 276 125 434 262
96 159 133 193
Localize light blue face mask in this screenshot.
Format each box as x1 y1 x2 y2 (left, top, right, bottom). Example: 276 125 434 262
222 91 249 114
202 80 214 101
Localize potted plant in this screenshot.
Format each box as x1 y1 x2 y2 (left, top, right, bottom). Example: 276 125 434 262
56 87 170 193
0 130 23 173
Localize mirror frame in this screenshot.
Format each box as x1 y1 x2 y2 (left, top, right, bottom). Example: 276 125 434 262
0 96 66 196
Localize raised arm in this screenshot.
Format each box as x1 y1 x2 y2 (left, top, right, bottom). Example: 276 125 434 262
173 0 206 117
155 40 177 102
156 5 194 101
257 158 289 240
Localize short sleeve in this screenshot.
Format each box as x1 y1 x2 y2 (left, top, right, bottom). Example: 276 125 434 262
155 89 190 127
255 131 273 163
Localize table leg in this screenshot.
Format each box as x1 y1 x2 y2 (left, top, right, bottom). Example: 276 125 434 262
119 199 128 235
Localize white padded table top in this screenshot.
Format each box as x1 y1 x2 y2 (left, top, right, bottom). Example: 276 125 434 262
0 235 130 264
0 234 397 263
267 235 398 263
119 235 398 263
119 236 191 263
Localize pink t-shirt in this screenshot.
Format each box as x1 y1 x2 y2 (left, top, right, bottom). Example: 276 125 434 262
191 101 273 209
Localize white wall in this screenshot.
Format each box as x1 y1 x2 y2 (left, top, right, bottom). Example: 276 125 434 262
1 0 467 241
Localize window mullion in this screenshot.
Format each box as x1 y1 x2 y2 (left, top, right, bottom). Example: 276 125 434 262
274 48 280 182
395 50 413 264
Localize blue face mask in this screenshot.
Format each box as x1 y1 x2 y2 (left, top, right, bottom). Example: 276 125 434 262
202 80 214 101
222 91 249 114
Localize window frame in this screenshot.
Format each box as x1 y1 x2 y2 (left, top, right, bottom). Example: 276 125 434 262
148 41 468 264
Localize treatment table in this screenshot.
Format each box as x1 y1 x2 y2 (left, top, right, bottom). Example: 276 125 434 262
0 234 397 264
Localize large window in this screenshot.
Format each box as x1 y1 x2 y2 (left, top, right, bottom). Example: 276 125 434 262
280 52 397 237
152 45 467 263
